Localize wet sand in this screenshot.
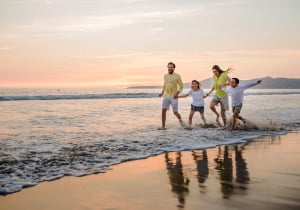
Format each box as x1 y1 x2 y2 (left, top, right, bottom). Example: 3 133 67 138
1 132 300 210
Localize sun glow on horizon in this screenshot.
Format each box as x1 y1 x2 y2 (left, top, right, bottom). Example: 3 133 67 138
1 0 300 88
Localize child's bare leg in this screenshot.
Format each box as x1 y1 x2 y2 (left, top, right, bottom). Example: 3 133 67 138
200 113 207 125
230 114 238 131
210 101 220 125
237 115 246 123
188 110 195 126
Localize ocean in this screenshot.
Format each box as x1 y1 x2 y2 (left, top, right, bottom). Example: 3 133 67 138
0 88 299 195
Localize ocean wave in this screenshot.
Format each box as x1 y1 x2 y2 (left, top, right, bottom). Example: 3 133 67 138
0 93 158 101
244 91 300 96
0 91 299 101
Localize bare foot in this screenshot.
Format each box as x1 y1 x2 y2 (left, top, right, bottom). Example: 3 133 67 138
179 120 185 127
223 119 227 127
184 125 193 130
158 127 166 130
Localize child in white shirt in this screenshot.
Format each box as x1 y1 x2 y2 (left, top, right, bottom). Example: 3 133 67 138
222 78 262 131
179 80 208 128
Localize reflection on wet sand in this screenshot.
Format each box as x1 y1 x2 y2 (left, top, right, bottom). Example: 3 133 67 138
235 145 250 184
214 146 234 199
214 145 250 198
165 152 190 209
165 143 251 207
192 150 209 193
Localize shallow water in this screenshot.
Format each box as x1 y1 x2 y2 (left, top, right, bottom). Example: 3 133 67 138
0 88 299 194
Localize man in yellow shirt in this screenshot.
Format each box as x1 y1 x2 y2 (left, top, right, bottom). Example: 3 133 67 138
158 62 184 130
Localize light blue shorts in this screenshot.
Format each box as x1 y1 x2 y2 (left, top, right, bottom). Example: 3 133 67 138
162 97 179 112
212 95 229 111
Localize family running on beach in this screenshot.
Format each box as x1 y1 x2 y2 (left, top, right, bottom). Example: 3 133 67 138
158 62 262 131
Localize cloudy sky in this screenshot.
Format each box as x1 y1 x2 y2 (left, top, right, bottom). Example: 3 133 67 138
0 0 299 87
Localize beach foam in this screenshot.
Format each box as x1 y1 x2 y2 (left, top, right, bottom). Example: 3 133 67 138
0 123 291 195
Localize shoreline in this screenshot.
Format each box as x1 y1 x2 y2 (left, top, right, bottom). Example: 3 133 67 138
1 132 300 210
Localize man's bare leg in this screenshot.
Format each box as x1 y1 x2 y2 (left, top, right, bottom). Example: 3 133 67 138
161 108 167 129
174 111 184 126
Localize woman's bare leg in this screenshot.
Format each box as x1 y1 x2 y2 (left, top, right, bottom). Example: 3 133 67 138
210 100 220 125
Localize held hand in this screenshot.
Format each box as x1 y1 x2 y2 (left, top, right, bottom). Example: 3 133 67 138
174 92 179 99
158 93 163 97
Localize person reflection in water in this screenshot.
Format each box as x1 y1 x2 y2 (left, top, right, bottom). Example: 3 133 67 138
165 152 190 209
215 145 250 199
214 146 233 199
192 150 209 193
235 145 250 184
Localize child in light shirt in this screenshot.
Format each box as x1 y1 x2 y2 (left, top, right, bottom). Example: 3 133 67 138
178 80 208 128
221 78 262 131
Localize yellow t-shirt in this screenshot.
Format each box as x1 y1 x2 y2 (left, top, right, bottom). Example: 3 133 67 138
162 72 183 98
213 72 228 97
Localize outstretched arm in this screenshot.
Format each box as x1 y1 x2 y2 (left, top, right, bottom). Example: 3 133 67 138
177 94 189 99
241 79 262 90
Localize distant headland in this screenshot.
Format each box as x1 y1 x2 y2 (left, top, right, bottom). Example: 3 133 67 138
127 77 300 89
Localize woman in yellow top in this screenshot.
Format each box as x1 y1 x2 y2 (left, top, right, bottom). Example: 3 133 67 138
206 65 231 126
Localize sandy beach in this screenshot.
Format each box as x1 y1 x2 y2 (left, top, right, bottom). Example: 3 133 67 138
1 132 299 210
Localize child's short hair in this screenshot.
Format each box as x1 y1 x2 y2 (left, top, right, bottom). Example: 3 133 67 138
191 80 200 88
232 78 240 84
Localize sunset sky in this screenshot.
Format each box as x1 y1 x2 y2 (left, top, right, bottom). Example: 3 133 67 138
1 0 299 87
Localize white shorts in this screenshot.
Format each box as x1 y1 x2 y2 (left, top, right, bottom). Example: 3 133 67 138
162 97 179 112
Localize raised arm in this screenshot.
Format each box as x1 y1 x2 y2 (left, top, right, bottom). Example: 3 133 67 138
226 75 231 86
240 80 262 90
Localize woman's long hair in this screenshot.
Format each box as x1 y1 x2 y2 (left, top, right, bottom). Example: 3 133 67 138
212 65 233 74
